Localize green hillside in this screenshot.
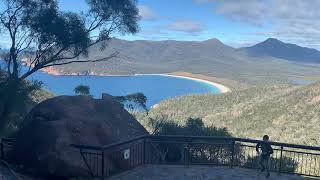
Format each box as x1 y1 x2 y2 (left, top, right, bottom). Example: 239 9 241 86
135 82 320 146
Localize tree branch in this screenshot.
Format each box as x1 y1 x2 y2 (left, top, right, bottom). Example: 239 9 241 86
19 51 118 80
42 51 118 68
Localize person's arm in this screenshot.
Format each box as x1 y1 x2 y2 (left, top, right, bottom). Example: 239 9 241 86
256 143 261 153
269 144 274 155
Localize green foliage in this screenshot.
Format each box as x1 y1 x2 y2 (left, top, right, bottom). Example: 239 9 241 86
149 117 231 137
136 83 320 146
115 92 148 111
74 85 91 96
146 117 236 163
244 156 298 173
0 0 140 135
0 76 42 135
86 0 139 35
0 0 140 80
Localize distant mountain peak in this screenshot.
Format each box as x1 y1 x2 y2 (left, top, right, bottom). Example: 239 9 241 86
242 38 320 63
202 38 222 44
258 38 284 46
265 38 280 42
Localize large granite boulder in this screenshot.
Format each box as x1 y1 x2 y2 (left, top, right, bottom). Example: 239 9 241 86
11 94 148 178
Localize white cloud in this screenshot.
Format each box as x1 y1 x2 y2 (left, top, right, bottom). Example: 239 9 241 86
138 5 158 21
215 0 267 26
196 0 320 49
168 20 205 34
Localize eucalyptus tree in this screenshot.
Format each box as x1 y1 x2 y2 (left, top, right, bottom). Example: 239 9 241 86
0 0 139 79
74 84 90 96
0 0 140 131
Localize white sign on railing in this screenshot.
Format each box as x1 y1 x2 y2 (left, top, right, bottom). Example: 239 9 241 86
124 149 130 160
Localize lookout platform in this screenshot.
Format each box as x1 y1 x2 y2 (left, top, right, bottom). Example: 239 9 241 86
110 165 315 180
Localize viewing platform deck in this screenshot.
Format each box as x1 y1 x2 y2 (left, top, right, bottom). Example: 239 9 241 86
110 165 316 180
2 135 317 179
70 135 320 179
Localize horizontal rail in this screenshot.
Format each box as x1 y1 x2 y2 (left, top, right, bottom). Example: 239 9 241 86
0 138 15 161
0 138 15 142
70 135 148 150
71 135 320 151
70 135 320 178
2 135 320 178
152 135 320 150
235 137 320 151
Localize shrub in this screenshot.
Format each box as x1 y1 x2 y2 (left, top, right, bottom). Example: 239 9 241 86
0 76 42 136
150 117 231 137
74 85 90 96
148 117 238 164
115 92 147 111
244 155 298 173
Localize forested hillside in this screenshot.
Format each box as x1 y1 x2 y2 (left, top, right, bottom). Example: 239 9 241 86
135 82 320 146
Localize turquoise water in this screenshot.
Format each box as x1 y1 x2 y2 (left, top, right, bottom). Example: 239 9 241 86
28 71 220 107
291 78 314 85
0 61 221 108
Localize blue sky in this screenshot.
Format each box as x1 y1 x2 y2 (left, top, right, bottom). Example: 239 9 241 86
58 0 270 47
2 0 320 49
58 0 320 49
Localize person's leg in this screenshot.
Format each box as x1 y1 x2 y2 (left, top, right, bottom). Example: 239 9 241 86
259 155 266 172
265 156 270 178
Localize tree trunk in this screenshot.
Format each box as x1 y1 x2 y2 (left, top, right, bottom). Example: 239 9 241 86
0 78 20 135
0 101 11 133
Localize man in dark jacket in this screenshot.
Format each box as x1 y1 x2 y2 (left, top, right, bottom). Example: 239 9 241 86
256 135 273 178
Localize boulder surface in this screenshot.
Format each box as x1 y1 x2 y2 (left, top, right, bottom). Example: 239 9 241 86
11 94 148 178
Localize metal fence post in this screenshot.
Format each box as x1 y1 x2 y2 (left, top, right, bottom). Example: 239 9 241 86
185 143 190 167
278 146 284 175
230 139 235 168
143 138 146 165
101 150 105 180
70 135 320 178
0 139 4 160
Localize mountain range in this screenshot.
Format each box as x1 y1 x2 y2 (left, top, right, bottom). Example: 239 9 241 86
51 37 320 84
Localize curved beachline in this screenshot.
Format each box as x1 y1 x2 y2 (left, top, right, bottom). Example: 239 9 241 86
135 73 231 93
24 61 231 93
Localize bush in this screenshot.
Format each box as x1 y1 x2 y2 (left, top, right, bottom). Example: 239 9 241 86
115 92 148 111
244 155 298 173
0 76 42 136
74 85 90 95
150 117 231 137
147 117 239 164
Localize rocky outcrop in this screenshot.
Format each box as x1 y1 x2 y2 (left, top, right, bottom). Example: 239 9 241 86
11 95 148 178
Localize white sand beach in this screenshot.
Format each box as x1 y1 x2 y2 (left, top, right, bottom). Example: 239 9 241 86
135 73 231 93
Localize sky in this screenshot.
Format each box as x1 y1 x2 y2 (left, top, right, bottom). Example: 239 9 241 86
2 0 320 49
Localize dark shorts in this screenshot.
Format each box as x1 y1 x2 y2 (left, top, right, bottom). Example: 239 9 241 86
260 154 270 160
259 154 270 170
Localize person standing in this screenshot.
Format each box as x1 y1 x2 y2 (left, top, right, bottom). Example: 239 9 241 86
256 135 274 178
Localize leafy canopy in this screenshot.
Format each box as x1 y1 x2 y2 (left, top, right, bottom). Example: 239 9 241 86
0 0 140 79
0 0 140 134
149 117 231 136
74 84 91 95
115 92 148 111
